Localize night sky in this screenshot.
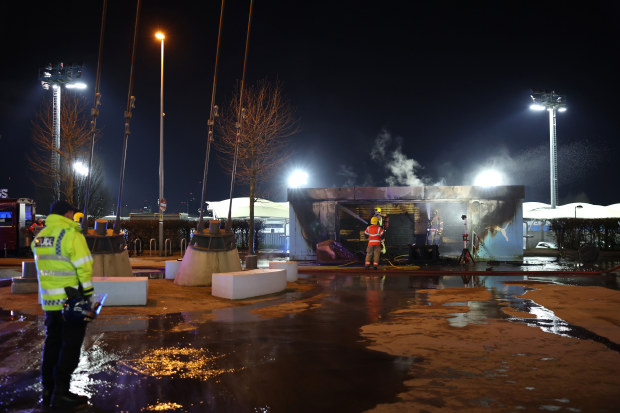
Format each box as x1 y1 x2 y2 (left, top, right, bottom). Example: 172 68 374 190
1 1 619 214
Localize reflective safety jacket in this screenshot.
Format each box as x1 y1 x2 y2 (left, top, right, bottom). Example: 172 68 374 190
364 224 384 245
31 214 94 311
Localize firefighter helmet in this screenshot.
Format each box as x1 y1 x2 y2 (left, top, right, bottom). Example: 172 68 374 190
73 212 84 223
374 207 381 214
370 216 379 225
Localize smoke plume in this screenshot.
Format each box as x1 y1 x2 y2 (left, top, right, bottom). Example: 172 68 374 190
370 130 426 186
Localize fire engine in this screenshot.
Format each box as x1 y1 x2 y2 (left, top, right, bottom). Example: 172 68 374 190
0 198 37 257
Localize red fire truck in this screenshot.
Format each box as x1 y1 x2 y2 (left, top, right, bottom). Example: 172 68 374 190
0 198 36 257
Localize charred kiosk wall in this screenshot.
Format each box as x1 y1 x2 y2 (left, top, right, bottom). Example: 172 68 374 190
288 186 525 261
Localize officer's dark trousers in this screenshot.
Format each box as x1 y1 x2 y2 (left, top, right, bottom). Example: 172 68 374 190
42 311 87 392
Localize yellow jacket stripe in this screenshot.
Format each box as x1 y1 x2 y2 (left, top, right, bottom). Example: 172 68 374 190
34 254 71 263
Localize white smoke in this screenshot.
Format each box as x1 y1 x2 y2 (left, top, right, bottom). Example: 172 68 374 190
337 165 357 187
371 129 426 186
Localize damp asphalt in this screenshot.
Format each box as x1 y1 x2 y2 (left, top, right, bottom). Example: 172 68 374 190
0 253 619 412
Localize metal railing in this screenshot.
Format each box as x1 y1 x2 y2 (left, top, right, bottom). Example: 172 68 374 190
165 238 172 256
180 238 187 256
133 238 142 256
149 238 157 256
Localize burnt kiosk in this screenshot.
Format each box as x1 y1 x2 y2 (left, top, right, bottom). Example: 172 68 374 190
79 1 133 277
174 0 243 286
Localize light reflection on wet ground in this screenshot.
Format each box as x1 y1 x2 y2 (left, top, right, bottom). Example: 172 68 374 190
0 271 618 412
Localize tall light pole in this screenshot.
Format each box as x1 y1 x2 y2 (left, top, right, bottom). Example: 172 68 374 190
39 63 86 200
156 32 165 256
529 90 567 209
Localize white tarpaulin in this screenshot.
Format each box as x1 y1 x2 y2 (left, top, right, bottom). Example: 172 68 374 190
523 202 620 219
207 198 289 219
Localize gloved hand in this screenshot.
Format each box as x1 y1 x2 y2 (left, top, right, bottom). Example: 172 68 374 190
83 295 98 322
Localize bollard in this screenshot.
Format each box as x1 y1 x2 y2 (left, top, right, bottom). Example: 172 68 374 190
245 255 258 270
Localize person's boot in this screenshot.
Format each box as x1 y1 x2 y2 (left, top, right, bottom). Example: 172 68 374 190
66 391 89 404
41 389 52 408
51 385 88 408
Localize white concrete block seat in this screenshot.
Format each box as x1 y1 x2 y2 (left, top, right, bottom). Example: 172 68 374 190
268 261 298 282
165 260 182 279
212 269 287 300
92 276 148 306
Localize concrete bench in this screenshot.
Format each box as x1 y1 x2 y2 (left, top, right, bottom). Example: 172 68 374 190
268 261 298 282
212 269 287 300
92 276 148 306
11 277 39 293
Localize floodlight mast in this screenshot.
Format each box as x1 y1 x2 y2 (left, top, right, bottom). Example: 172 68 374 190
39 63 85 200
529 90 567 209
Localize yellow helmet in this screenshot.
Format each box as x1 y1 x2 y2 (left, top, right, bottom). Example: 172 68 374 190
73 212 84 223
374 207 381 213
370 216 379 225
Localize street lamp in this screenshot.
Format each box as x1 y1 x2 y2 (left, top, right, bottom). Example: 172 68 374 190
288 170 308 188
529 90 567 209
473 169 503 187
73 160 89 177
155 31 165 256
574 204 583 219
39 63 86 200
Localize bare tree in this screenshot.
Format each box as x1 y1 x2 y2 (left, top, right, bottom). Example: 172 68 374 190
215 79 299 253
28 94 108 215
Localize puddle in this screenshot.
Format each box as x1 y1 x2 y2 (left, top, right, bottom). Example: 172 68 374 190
1 272 618 412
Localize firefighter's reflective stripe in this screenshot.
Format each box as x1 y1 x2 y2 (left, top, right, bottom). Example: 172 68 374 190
34 254 71 263
40 285 80 296
81 281 93 290
38 270 77 277
72 255 93 267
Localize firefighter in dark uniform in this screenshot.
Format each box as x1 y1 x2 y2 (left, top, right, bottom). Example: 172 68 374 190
32 201 94 408
372 207 388 254
426 209 443 246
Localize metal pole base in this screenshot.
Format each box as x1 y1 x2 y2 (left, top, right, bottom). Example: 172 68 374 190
84 231 133 277
174 229 241 286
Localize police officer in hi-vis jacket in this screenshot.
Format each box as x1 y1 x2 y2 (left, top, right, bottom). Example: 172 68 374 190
32 200 94 408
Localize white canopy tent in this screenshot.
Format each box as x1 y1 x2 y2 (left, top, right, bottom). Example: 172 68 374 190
523 202 620 219
207 198 289 219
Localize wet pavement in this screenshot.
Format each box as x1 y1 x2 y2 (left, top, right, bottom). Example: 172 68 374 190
1 258 619 412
